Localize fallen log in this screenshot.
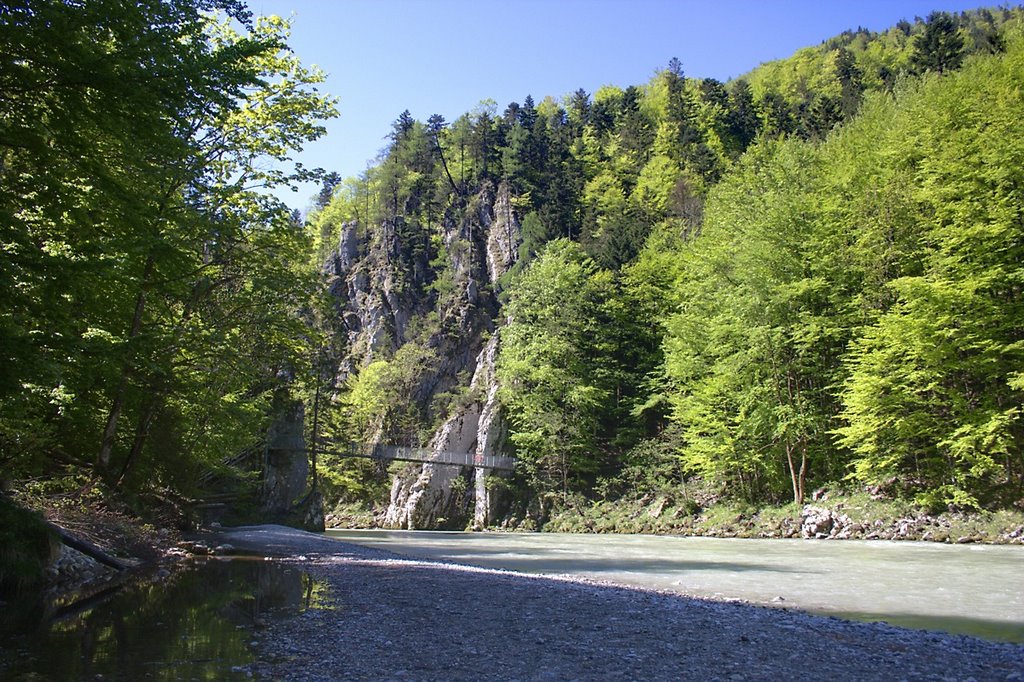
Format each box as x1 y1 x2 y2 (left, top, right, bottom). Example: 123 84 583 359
44 521 131 571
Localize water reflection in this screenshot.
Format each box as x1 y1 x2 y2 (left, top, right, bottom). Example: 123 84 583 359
0 558 331 680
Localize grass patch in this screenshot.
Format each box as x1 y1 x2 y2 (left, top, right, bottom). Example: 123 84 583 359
325 501 378 528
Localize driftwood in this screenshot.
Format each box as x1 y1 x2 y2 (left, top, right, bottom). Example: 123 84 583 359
45 521 131 571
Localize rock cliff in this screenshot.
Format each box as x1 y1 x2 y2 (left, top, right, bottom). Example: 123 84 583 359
260 398 308 516
322 180 521 529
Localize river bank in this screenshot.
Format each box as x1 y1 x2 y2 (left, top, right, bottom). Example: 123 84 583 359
541 492 1024 544
5 511 1024 680
9 484 1021 619
224 525 1024 681
329 527 1024 643
1 488 189 604
6 482 1024 680
328 489 1024 544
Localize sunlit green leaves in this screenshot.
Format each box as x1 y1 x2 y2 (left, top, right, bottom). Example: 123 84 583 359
0 0 337 491
836 34 1024 507
497 240 616 492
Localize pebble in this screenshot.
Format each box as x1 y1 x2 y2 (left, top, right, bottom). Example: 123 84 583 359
222 525 1024 682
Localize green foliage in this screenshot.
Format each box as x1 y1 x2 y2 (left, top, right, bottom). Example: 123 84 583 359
742 7 1020 138
0 1 337 495
911 11 966 74
342 360 393 441
497 241 614 493
317 455 389 505
662 139 847 504
648 26 1024 509
497 235 657 501
326 312 443 453
836 37 1024 507
634 155 683 218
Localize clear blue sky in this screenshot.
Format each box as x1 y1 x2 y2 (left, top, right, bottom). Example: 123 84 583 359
250 0 996 209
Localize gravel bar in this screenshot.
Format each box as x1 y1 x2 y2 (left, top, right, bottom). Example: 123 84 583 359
215 525 1024 681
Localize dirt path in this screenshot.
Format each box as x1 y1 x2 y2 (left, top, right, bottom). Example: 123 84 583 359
215 525 1024 681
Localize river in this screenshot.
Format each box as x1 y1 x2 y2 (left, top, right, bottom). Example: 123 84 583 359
328 529 1024 643
1 530 1020 679
0 557 333 680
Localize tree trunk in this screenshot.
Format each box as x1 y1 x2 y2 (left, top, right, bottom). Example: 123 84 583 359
309 356 322 489
434 135 461 198
45 520 130 571
116 394 162 487
785 440 802 504
97 255 155 471
797 442 808 504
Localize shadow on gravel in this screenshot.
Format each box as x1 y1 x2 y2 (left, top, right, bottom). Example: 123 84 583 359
251 550 1024 682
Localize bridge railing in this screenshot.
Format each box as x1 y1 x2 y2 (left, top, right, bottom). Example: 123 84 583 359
316 441 515 471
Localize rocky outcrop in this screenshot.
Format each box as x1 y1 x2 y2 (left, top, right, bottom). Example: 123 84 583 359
485 182 520 287
261 399 308 516
323 181 521 529
381 182 520 529
382 414 476 529
383 333 509 530
326 217 434 372
800 505 853 539
259 396 324 531
471 335 507 529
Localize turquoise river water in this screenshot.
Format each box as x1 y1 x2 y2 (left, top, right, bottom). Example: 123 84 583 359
329 529 1024 643
1 530 1020 679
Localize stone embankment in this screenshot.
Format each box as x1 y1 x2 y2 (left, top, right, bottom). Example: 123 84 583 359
32 503 184 601
44 543 120 594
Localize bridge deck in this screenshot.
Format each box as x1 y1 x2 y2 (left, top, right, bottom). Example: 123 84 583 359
316 443 515 471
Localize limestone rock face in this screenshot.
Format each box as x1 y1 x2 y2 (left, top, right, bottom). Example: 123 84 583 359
326 217 434 374
471 335 508 529
383 405 479 530
261 399 308 516
487 183 521 285
323 181 520 529
382 334 509 530
336 220 360 272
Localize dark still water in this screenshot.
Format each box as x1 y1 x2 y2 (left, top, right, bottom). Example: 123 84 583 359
0 558 331 681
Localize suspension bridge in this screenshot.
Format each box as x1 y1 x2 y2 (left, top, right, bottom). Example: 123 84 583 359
314 441 516 471
191 439 514 524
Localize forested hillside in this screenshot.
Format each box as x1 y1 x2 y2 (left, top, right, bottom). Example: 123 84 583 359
312 7 1024 527
2 3 1022 538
